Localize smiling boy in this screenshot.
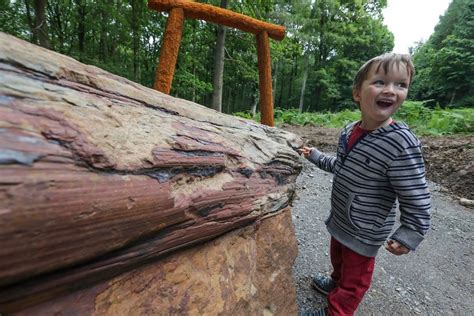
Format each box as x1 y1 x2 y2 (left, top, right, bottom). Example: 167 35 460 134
300 53 431 316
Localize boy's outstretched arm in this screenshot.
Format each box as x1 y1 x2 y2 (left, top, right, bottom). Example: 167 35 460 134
299 146 313 158
298 146 337 173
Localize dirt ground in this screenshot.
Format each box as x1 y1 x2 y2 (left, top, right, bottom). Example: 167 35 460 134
281 124 474 200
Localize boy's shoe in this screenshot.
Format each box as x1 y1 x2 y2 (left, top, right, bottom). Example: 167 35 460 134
312 274 336 295
300 307 329 316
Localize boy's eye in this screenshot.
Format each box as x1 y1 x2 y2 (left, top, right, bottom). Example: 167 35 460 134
397 82 408 88
373 80 384 86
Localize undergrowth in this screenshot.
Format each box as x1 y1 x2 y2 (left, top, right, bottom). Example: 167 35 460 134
233 101 473 136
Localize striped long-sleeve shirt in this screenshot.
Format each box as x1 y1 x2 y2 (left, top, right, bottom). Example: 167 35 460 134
308 121 431 257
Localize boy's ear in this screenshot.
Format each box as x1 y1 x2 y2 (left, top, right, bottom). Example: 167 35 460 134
352 88 361 102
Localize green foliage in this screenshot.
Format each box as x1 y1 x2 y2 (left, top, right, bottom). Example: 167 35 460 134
411 0 474 107
233 111 254 120
233 110 259 121
8 0 471 117
0 0 27 39
270 108 360 126
234 102 474 136
394 101 473 135
234 107 361 126
0 0 168 89
271 0 393 112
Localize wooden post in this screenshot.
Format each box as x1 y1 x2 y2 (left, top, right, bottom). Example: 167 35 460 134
256 31 274 127
153 8 184 94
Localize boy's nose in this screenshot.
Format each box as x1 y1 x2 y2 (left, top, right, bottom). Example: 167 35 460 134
382 84 395 94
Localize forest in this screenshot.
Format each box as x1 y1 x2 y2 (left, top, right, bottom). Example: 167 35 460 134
0 0 473 115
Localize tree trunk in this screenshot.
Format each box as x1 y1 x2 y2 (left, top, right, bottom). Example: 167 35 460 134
278 62 285 108
192 62 196 102
48 1 65 53
449 90 456 105
251 92 259 116
99 2 109 62
75 0 86 56
299 55 309 113
33 0 51 49
131 0 143 82
211 0 229 112
272 60 278 106
24 0 36 42
0 32 303 313
287 55 297 106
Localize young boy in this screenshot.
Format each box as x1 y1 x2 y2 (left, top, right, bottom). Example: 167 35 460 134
299 53 431 316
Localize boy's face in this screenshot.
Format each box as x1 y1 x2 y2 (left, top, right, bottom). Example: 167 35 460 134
353 62 410 130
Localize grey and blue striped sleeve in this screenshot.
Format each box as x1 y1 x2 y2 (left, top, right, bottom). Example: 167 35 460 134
307 148 336 174
388 143 431 250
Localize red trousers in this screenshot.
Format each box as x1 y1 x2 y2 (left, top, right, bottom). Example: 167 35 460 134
327 237 375 316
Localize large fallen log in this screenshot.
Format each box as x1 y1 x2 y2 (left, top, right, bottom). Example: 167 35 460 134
0 32 303 313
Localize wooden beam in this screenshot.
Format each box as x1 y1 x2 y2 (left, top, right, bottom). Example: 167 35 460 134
153 8 184 93
256 31 274 127
148 0 285 41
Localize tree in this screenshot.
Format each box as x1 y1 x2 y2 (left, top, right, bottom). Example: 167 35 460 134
211 0 228 112
0 0 396 113
130 0 145 82
0 0 26 39
296 0 392 111
32 0 51 49
412 0 474 107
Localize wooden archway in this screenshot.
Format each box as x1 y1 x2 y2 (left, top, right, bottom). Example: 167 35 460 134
148 0 286 126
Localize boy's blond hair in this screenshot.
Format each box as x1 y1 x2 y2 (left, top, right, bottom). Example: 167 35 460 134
352 53 415 97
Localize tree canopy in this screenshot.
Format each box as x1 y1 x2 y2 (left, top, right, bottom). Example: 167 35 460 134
410 0 474 108
0 0 471 113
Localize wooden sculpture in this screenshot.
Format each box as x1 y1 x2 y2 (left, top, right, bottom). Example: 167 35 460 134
149 0 286 126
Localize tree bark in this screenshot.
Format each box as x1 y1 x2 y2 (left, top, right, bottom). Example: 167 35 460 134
131 0 143 82
273 60 279 105
251 88 259 116
449 90 456 105
33 0 52 49
211 0 228 112
299 55 309 113
24 0 36 42
0 32 303 313
288 55 297 105
99 2 109 62
75 0 86 55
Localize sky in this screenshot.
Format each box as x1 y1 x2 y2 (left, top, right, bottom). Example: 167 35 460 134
382 0 452 54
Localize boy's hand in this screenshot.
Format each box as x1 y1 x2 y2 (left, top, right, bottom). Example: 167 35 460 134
298 146 314 158
385 240 410 255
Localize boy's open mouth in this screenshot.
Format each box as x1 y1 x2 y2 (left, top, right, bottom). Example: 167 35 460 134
376 99 394 108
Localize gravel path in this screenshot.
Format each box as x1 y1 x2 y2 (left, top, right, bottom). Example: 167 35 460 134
292 159 474 315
